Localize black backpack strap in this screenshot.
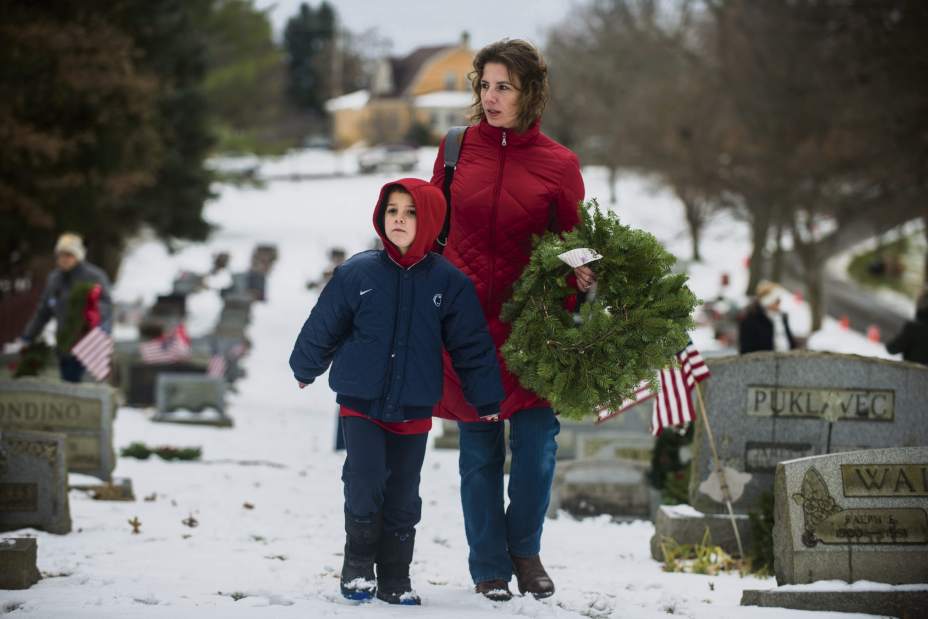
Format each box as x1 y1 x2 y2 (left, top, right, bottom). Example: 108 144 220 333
437 126 467 251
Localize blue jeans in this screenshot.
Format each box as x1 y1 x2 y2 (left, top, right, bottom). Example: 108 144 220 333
458 407 559 584
341 416 428 534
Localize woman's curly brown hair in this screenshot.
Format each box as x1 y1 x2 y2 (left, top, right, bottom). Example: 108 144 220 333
468 39 549 133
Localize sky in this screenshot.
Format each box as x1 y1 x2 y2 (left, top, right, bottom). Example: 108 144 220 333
254 0 579 55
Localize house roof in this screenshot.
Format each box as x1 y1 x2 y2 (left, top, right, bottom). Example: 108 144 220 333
384 45 454 97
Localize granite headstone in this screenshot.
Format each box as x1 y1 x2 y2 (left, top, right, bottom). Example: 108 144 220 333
0 431 71 534
153 373 231 427
690 352 928 515
0 538 41 589
773 446 928 585
741 446 928 617
0 380 117 481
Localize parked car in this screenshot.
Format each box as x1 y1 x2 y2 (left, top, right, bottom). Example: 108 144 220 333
358 144 418 174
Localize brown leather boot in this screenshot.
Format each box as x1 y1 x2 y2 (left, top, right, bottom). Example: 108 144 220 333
510 554 555 599
474 579 513 601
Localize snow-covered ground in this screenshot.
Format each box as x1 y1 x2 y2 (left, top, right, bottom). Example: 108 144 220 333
1 148 900 618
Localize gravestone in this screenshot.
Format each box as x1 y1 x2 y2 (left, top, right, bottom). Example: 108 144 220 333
244 270 267 302
149 293 186 319
0 538 41 589
126 361 206 407
0 380 117 481
741 446 928 616
0 431 70 534
774 446 928 585
172 271 203 296
690 352 928 515
433 419 459 450
548 459 651 519
649 504 752 561
251 244 278 272
153 373 231 427
218 306 250 331
579 399 654 462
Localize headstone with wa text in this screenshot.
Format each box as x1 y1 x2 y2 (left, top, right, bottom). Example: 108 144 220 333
153 373 231 427
689 352 928 515
0 379 117 481
0 431 71 535
774 446 928 585
741 446 928 617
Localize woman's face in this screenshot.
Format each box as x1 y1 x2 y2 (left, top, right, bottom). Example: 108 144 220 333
480 62 520 129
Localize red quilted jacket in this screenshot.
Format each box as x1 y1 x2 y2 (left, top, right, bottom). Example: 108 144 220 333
431 119 585 421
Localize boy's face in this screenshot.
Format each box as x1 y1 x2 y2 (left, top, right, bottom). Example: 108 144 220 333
384 190 417 255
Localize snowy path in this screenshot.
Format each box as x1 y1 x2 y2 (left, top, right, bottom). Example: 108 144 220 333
1 152 884 618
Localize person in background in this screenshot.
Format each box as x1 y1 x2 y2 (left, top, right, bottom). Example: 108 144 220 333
738 280 797 354
886 289 928 365
20 233 113 382
430 39 589 601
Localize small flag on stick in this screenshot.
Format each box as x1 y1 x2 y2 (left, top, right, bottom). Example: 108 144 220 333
72 327 113 381
139 324 192 364
596 341 710 436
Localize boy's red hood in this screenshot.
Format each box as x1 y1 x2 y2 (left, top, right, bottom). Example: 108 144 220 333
373 178 446 268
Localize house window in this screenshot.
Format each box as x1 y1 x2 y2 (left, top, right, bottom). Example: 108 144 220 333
444 72 456 90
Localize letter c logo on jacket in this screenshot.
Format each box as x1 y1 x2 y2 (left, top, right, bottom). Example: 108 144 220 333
432 293 442 308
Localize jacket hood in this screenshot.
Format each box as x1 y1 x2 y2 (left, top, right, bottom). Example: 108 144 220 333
373 178 446 268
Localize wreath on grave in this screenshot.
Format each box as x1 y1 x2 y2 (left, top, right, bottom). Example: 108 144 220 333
500 199 697 420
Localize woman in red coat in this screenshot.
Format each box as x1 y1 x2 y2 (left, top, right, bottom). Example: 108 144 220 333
431 39 592 601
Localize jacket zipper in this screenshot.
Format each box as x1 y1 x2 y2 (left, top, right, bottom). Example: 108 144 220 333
488 130 507 307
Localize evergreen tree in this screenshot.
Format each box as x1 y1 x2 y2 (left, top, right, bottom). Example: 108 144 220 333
111 0 215 262
0 1 215 281
283 2 335 114
0 1 162 278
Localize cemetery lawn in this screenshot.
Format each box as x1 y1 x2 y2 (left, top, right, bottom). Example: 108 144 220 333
0 149 897 618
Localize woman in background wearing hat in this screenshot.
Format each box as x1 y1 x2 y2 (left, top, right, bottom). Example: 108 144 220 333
738 280 797 354
20 233 113 382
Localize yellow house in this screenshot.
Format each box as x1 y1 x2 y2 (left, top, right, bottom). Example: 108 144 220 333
326 33 475 148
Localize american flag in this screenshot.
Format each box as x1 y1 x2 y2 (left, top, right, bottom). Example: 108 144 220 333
651 342 710 435
207 354 226 378
139 324 192 364
597 341 710 435
71 327 113 381
596 379 657 423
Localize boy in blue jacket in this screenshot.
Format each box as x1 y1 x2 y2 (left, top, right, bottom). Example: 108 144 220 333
290 178 503 604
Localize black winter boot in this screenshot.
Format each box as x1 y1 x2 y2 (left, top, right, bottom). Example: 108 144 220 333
340 511 382 601
375 528 421 605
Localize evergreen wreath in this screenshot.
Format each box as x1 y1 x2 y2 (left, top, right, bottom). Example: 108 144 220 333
501 200 697 420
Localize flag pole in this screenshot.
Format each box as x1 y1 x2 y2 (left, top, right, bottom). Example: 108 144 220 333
693 382 745 560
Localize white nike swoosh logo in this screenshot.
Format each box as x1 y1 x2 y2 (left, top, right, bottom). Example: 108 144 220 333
360 289 373 295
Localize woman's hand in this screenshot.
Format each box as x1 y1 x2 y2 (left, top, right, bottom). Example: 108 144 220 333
574 266 595 292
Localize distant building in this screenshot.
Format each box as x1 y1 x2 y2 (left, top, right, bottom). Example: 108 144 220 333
325 33 474 148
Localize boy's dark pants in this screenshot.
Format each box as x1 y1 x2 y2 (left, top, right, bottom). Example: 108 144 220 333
341 416 428 531
342 416 427 598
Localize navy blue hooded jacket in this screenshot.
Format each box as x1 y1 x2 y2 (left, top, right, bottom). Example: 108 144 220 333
289 178 503 423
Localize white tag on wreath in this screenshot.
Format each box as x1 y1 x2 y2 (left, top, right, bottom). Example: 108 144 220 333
557 247 603 268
